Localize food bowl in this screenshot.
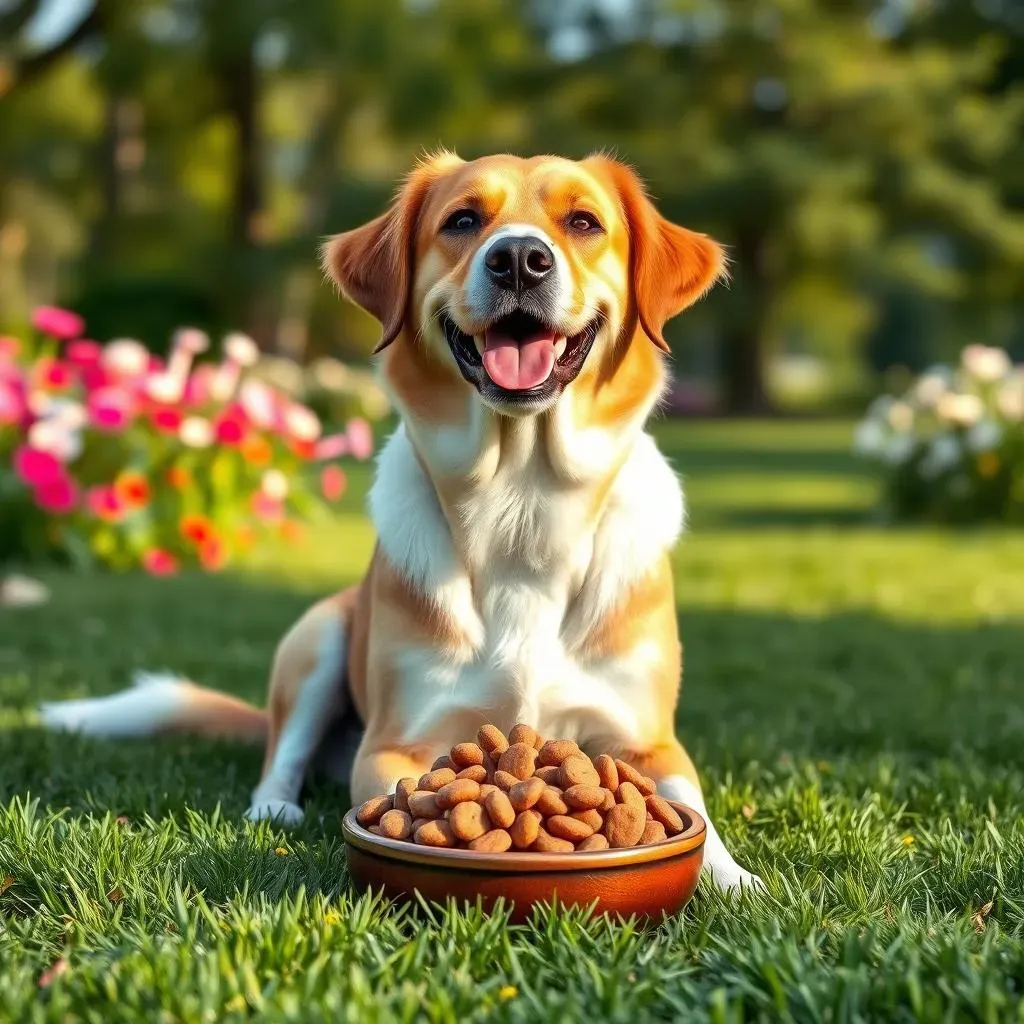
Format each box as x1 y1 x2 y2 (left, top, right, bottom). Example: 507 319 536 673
342 800 705 924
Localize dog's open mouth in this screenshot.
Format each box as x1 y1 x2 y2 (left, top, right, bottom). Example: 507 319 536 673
442 310 600 397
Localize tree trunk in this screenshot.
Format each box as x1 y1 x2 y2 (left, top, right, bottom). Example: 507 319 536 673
721 229 772 415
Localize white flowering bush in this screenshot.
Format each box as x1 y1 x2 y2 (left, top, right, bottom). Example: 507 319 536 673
853 344 1024 523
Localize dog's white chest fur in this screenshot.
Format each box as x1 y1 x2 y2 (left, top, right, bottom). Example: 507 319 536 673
369 424 685 750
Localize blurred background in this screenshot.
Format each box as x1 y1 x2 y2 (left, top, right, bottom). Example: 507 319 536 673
3 0 1023 416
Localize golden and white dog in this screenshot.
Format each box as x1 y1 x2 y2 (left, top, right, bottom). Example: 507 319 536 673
41 152 761 891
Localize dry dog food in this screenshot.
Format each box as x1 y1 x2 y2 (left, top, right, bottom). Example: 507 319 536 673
354 725 686 853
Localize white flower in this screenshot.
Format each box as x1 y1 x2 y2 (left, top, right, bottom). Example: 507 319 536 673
27 390 55 417
961 344 1010 383
887 401 914 432
102 338 150 379
936 392 983 427
261 469 289 500
965 419 1002 453
179 416 213 448
997 375 1024 422
43 397 87 429
866 395 894 422
919 434 960 478
853 419 886 457
223 333 259 367
172 328 210 354
145 373 183 404
913 371 950 408
883 434 915 465
284 403 322 443
239 380 277 429
27 420 82 463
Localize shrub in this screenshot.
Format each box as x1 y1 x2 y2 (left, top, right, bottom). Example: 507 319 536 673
0 308 375 573
853 344 1024 523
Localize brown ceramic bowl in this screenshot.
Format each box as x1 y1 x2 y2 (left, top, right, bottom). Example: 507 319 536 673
342 801 705 925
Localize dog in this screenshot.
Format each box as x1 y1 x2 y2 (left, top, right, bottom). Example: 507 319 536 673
41 152 762 892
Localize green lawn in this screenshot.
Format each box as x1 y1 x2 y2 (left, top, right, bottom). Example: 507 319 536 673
2 419 1023 1022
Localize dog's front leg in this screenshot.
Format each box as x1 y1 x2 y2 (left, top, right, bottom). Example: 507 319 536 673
626 740 765 894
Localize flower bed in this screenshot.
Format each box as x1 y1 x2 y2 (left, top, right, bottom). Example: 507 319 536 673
853 344 1024 523
0 308 376 573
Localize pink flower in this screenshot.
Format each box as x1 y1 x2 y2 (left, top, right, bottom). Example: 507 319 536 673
314 433 349 460
79 364 109 392
0 382 26 425
86 485 124 522
151 407 183 434
142 548 179 576
13 445 63 487
184 364 216 406
213 406 248 446
66 340 102 366
0 336 21 360
87 387 135 431
32 306 85 340
239 379 278 429
346 418 374 461
35 358 73 391
321 465 347 502
33 475 80 515
251 491 283 523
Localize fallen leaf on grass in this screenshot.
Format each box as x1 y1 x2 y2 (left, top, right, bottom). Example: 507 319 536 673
972 901 994 934
107 886 124 904
741 805 756 820
0 875 14 895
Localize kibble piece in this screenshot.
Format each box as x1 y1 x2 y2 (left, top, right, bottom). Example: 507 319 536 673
571 809 604 831
418 768 457 792
547 814 595 842
563 784 606 811
508 723 538 748
432 755 456 772
534 765 562 785
378 809 414 840
577 833 610 852
616 781 645 812
394 778 416 814
484 789 516 829
356 795 392 826
600 788 616 812
603 803 646 848
508 777 545 812
436 778 481 810
410 817 430 832
640 819 667 845
449 801 491 842
535 786 569 816
477 725 509 757
456 764 488 784
614 759 657 796
560 754 600 789
407 790 441 819
645 794 684 834
479 783 499 801
469 829 513 853
537 739 578 767
450 742 485 768
493 770 519 791
532 829 575 854
594 754 619 792
414 819 457 847
509 809 542 849
497 742 537 781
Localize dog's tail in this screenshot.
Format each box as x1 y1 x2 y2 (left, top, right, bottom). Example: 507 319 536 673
38 671 268 742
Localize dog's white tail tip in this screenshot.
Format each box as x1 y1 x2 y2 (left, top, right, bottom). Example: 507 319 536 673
38 674 191 737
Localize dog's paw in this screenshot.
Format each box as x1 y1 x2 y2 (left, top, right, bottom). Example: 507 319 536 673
708 863 766 894
245 799 305 827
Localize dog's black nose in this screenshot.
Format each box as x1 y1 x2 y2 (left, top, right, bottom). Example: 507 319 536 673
484 237 554 291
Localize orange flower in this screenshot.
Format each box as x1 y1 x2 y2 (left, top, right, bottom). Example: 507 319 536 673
279 519 305 544
241 434 273 467
198 535 227 572
235 524 256 550
114 471 151 510
180 513 216 547
166 466 192 490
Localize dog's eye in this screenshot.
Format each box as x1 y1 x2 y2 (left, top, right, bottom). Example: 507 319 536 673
442 209 480 232
568 212 602 234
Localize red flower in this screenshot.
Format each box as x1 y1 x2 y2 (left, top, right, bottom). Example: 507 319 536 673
198 535 226 572
142 548 179 576
34 475 80 514
33 357 73 391
66 340 102 366
213 406 248 446
180 513 216 547
32 306 85 340
13 446 63 487
151 407 183 434
86 485 124 522
166 466 192 490
114 471 150 510
320 465 346 502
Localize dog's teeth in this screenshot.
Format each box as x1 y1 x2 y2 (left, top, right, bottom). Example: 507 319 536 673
554 338 567 359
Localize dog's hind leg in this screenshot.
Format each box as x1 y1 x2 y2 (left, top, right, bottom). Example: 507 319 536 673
245 592 353 826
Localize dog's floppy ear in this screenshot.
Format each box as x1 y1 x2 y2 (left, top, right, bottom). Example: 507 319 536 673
322 153 457 353
587 155 726 353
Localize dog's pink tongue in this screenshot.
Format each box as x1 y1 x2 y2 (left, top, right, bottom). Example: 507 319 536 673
482 328 557 390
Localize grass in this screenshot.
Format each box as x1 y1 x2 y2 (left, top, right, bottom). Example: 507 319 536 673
2 418 1023 1022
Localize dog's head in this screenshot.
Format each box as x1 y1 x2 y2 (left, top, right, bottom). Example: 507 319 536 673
324 152 724 423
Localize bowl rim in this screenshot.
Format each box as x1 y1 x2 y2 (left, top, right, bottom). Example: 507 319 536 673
342 800 706 873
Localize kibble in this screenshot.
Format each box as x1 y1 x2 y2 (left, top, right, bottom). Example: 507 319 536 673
352 725 690 855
